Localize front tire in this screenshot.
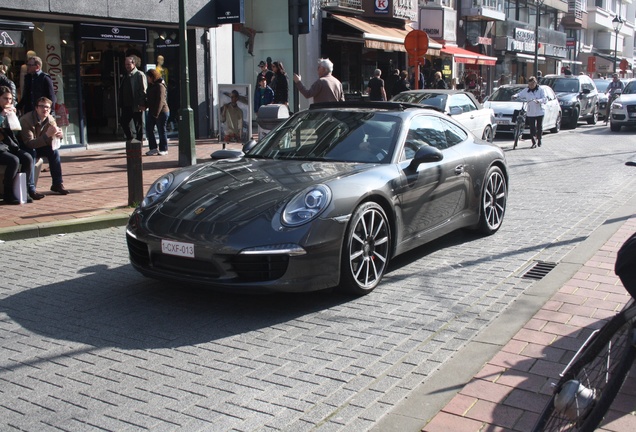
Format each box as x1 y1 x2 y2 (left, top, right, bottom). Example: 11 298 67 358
569 108 580 129
339 202 391 295
587 105 598 125
478 166 507 235
610 122 621 132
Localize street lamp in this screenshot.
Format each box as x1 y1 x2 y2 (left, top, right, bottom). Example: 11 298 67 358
534 0 545 76
612 16 623 73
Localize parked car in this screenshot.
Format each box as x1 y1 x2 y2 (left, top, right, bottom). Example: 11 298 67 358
483 84 561 134
127 101 508 295
609 79 636 131
540 74 599 128
391 89 497 142
593 79 610 121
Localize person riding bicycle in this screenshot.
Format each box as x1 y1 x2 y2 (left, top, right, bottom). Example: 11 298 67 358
516 76 546 148
604 73 624 124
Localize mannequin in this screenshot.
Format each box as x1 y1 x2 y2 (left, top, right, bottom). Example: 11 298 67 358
156 55 168 83
19 50 36 100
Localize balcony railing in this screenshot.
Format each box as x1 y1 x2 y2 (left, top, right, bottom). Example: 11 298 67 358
320 0 363 11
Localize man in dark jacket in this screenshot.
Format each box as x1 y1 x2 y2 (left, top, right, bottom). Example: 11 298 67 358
118 55 147 142
16 56 56 115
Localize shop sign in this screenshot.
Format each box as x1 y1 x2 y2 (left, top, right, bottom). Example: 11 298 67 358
514 28 535 52
215 0 244 24
393 0 417 20
544 44 567 58
80 24 147 43
478 37 491 45
566 38 576 47
419 9 455 42
374 0 390 15
0 30 24 47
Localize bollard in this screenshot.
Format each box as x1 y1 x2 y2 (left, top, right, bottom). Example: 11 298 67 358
126 140 144 207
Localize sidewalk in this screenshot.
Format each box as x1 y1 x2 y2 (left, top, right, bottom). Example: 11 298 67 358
422 215 636 432
0 138 241 241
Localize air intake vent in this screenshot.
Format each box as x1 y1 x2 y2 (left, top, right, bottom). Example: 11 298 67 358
522 261 557 280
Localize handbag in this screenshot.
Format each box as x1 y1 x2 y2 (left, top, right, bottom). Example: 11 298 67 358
12 172 27 204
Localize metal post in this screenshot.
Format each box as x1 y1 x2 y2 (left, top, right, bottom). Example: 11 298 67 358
178 0 196 167
291 0 300 113
126 139 143 206
612 16 623 74
534 0 544 76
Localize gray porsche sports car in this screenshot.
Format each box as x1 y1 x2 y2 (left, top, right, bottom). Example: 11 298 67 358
127 102 508 295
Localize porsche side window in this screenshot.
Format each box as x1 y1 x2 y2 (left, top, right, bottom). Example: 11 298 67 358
438 117 468 147
403 115 448 160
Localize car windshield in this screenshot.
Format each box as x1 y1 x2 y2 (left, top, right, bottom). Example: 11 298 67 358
543 78 579 93
594 80 609 93
623 81 636 94
489 87 524 101
247 110 401 164
392 92 447 110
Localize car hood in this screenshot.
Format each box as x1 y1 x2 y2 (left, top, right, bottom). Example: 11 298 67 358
483 101 523 115
555 92 579 101
155 158 365 223
616 94 636 103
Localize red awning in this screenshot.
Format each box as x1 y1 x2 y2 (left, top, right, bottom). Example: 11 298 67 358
441 45 497 66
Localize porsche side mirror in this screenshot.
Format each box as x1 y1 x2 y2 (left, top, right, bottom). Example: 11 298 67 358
408 146 444 170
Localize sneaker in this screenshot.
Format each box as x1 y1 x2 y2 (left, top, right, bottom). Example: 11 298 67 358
158 151 168 156
146 149 159 156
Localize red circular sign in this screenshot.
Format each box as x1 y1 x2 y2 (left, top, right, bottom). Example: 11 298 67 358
620 58 629 71
404 30 429 59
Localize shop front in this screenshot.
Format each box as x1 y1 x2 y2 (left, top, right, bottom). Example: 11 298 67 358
322 14 442 98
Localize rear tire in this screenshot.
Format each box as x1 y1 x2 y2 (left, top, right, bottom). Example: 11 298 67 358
482 125 494 143
478 166 507 235
550 113 561 134
339 202 391 295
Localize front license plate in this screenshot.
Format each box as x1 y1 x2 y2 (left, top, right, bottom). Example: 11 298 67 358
496 120 509 125
161 240 195 258
630 112 636 118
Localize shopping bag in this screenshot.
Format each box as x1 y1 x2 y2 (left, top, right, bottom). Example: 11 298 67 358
12 172 27 204
6 111 21 131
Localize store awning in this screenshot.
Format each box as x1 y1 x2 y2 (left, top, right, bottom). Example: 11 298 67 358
515 53 546 64
441 45 497 66
330 14 441 55
0 19 34 31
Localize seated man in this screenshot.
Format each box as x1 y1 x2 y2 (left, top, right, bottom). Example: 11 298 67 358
19 97 69 195
0 85 43 204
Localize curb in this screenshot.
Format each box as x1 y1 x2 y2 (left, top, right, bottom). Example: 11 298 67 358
0 212 131 242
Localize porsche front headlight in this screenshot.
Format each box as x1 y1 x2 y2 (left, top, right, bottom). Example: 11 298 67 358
282 185 332 227
141 173 174 208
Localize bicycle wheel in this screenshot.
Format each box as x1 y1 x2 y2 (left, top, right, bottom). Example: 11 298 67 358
533 302 636 432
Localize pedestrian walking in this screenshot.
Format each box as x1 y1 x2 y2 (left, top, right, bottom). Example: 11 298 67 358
516 76 546 148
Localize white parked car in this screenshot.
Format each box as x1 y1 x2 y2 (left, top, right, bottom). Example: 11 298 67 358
609 79 636 132
391 90 497 142
483 84 562 135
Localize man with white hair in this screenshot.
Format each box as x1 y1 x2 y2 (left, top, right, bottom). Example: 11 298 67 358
293 58 344 103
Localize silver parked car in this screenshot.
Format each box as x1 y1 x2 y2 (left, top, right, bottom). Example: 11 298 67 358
609 80 636 131
391 90 497 142
483 84 562 135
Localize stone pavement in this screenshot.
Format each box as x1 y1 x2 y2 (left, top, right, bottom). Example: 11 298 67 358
1 137 635 431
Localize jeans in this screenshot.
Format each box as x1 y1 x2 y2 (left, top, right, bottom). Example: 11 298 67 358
527 115 544 143
146 111 169 152
25 145 63 186
121 107 145 141
0 148 35 197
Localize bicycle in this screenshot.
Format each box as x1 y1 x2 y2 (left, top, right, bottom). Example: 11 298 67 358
532 230 636 432
512 101 528 150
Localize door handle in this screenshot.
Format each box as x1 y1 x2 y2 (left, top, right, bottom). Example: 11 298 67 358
455 165 464 175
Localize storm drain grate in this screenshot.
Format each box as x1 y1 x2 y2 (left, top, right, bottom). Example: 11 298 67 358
522 261 558 280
